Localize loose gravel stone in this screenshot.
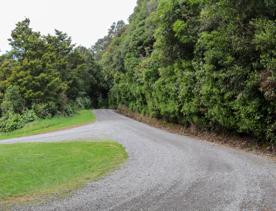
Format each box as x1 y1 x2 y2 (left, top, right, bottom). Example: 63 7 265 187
1 109 276 211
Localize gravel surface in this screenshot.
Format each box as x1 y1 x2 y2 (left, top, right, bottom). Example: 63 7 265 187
1 109 276 211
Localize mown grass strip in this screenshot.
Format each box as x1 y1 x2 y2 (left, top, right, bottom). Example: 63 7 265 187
0 141 127 202
0 110 95 140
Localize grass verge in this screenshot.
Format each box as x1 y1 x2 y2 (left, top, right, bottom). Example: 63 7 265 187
0 141 127 203
0 110 95 140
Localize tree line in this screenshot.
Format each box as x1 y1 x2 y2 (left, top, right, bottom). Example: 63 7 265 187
95 0 276 145
1 0 275 146
0 19 106 132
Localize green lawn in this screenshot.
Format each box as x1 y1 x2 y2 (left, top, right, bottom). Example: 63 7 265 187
0 141 127 202
0 110 95 140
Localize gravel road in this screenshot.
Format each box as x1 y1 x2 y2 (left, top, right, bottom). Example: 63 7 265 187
2 109 276 211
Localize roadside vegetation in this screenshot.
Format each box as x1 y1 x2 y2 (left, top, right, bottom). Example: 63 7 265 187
0 141 127 202
0 19 107 135
1 0 275 147
94 0 276 148
0 110 95 140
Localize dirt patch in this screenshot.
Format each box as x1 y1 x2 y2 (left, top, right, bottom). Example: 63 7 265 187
117 107 276 159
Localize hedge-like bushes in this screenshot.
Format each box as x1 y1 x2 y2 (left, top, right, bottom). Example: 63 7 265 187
99 0 276 145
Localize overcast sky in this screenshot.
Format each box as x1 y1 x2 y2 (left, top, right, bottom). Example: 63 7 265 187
0 0 137 53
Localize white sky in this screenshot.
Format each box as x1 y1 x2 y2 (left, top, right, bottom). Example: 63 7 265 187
0 0 137 53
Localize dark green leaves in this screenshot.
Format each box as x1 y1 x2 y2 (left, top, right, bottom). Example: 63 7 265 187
98 0 276 145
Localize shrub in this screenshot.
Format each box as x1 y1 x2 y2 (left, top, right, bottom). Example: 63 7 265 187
21 109 38 123
103 0 276 146
0 110 37 132
1 86 25 114
76 97 92 109
0 113 23 132
63 103 78 116
33 102 58 119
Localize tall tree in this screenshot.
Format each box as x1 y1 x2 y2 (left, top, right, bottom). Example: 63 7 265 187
99 0 276 145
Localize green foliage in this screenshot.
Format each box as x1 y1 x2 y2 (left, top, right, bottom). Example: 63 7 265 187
0 110 37 132
63 103 78 117
0 113 24 132
32 102 59 119
98 0 276 145
1 85 24 114
0 110 95 140
0 19 106 132
76 97 92 109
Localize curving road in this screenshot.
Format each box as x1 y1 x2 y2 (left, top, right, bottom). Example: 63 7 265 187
2 109 276 211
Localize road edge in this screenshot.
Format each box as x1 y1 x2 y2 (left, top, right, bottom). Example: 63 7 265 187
116 107 276 160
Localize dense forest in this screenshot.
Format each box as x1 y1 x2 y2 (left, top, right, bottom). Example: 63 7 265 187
0 0 275 146
95 0 276 146
0 19 106 132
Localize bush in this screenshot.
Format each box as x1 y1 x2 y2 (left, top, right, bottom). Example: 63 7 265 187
63 103 78 116
33 102 58 119
76 97 92 109
1 86 25 114
21 109 38 123
103 0 276 146
0 110 38 132
0 113 23 132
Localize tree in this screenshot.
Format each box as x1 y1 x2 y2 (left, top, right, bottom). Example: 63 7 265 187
92 20 126 60
0 18 105 117
99 0 276 145
1 85 24 114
